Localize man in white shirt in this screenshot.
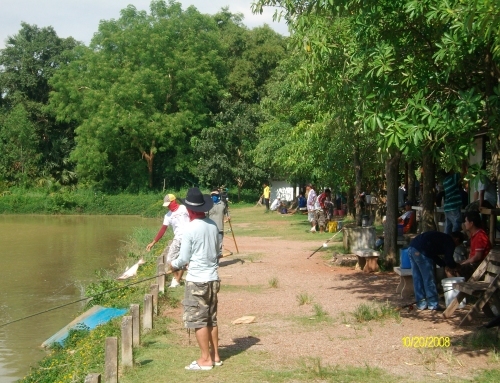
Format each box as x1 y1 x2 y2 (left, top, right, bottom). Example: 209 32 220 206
146 194 190 287
171 188 221 370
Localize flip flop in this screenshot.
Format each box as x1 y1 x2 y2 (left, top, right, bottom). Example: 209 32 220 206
214 360 223 366
185 361 213 371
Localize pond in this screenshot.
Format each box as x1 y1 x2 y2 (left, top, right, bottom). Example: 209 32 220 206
0 215 159 383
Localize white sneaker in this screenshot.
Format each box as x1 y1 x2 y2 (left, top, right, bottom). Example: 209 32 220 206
169 278 180 288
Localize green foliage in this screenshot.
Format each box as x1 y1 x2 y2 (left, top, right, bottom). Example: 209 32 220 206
0 22 78 187
0 104 40 185
192 101 267 197
50 1 228 190
21 321 119 383
0 188 165 215
352 301 400 323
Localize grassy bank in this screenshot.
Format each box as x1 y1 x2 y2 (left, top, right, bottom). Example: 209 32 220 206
0 187 260 216
18 207 500 383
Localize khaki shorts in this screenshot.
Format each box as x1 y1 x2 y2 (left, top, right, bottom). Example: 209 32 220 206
166 237 182 263
182 280 220 329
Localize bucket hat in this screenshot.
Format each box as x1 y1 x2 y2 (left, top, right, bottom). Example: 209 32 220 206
181 188 213 212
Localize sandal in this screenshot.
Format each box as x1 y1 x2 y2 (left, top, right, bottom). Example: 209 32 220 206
185 361 213 370
214 360 223 366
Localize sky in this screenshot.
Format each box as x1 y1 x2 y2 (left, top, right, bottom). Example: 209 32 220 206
0 0 289 49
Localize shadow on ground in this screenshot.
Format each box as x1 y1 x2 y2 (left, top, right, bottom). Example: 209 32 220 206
220 336 261 362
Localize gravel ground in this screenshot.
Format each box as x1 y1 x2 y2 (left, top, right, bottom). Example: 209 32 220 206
166 229 499 381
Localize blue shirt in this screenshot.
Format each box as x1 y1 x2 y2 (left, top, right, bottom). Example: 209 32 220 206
409 231 457 268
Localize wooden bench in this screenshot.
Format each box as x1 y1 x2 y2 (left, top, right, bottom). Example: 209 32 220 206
354 249 380 272
443 249 500 326
394 267 413 298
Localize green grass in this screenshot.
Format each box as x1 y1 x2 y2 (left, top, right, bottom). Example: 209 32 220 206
296 292 313 306
219 284 263 294
268 277 279 288
351 301 401 323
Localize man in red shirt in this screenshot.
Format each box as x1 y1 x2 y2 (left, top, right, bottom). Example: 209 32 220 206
461 211 491 280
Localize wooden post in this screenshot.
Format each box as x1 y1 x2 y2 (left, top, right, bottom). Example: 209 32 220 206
104 337 118 383
157 263 165 293
150 284 159 315
84 373 101 383
130 304 140 347
143 294 153 330
121 316 133 367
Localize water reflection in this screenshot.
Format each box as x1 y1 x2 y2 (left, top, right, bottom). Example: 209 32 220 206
0 215 158 382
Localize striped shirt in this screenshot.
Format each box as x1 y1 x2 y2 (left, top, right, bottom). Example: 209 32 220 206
443 173 462 212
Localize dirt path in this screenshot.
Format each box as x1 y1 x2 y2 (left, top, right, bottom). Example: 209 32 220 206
162 224 498 381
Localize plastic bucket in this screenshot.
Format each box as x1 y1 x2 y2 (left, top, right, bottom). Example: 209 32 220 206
328 221 337 233
399 248 411 269
441 277 466 308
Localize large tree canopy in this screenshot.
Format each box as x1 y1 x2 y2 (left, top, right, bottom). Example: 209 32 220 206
50 1 227 190
0 22 78 186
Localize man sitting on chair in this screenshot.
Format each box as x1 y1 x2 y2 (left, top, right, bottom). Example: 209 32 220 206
399 201 416 234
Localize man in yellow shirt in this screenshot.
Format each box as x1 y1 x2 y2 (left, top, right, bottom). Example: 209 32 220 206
263 183 271 212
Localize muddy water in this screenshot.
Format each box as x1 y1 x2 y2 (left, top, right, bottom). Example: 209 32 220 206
0 215 158 382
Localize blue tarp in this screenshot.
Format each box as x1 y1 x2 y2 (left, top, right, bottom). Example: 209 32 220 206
42 306 127 347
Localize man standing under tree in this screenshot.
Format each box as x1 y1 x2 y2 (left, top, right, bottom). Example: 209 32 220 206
263 183 270 212
206 188 230 256
146 194 189 288
170 188 221 370
306 183 318 232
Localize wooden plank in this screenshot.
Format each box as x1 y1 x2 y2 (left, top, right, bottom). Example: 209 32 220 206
468 255 491 282
460 275 500 326
455 281 490 295
443 292 466 318
486 263 500 275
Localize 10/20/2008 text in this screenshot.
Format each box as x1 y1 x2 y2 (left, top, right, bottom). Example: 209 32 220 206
402 336 450 348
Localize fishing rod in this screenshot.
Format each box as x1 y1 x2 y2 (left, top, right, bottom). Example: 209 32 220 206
0 273 161 329
2 251 235 328
306 228 344 259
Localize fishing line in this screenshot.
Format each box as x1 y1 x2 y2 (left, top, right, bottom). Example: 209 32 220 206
0 273 164 328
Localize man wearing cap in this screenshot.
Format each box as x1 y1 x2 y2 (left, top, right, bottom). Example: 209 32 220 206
398 201 416 234
170 188 221 370
206 189 230 256
146 194 190 288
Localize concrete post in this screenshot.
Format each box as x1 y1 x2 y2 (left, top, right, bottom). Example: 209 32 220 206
150 284 159 315
104 337 118 383
121 316 133 368
130 304 140 347
143 294 153 330
157 263 165 293
84 373 101 383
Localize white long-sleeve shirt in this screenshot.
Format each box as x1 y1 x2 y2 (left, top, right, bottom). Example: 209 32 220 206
170 217 220 282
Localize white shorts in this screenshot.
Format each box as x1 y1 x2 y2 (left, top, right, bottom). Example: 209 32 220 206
308 211 315 222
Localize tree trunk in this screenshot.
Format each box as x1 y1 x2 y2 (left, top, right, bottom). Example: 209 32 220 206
142 142 155 188
354 144 362 226
348 187 355 217
384 151 401 268
421 148 437 232
408 161 416 204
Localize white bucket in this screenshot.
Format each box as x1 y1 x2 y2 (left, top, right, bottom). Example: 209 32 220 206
441 277 466 309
